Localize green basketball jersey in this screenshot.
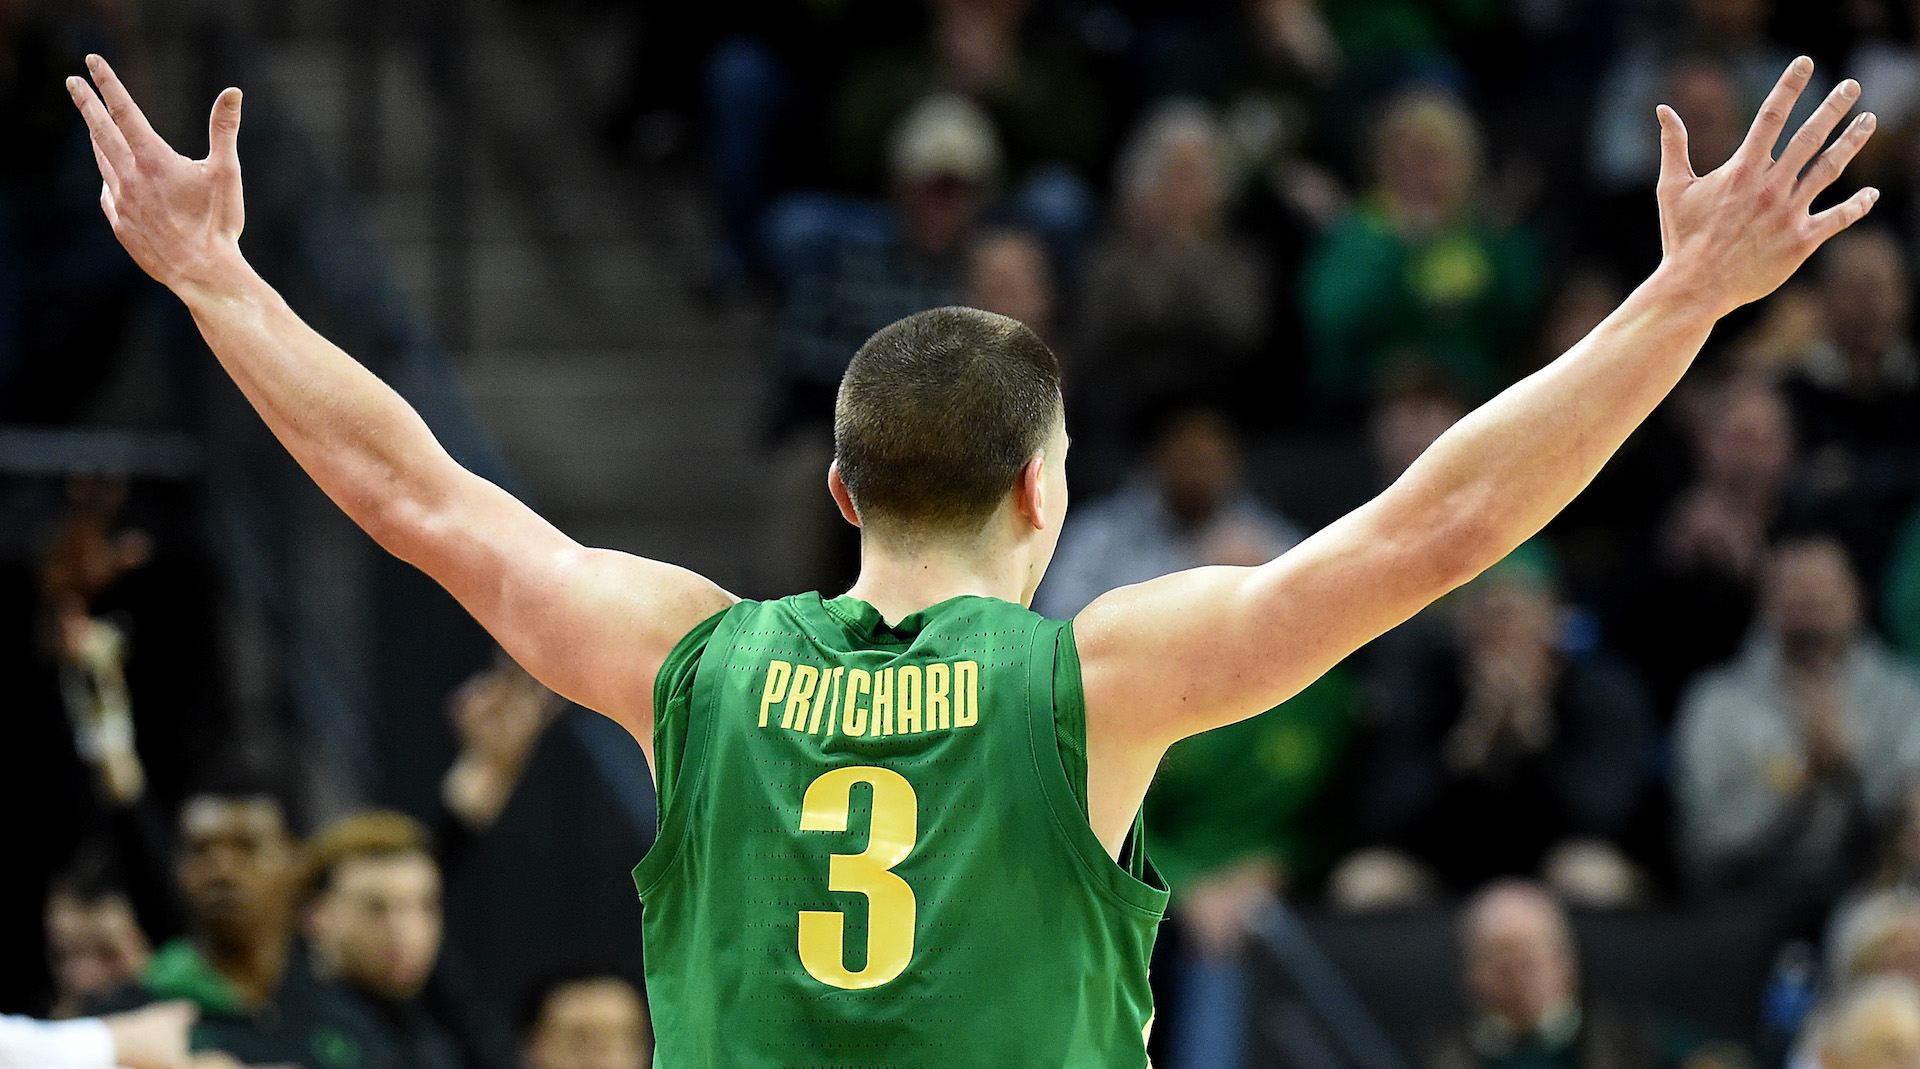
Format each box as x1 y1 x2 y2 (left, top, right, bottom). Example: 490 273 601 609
633 592 1169 1067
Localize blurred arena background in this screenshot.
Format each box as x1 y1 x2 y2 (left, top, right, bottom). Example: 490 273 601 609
9 0 1920 1068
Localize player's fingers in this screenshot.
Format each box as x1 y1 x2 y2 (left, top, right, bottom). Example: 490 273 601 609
1808 185 1880 244
1737 56 1814 165
1796 110 1876 205
1778 78 1860 177
100 182 121 230
66 75 135 176
208 88 243 167
85 54 169 159
1656 104 1695 189
89 137 121 197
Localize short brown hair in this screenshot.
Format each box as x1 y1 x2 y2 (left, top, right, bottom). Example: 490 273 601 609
835 307 1062 536
301 810 434 902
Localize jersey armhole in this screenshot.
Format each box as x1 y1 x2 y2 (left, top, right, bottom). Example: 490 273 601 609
1027 619 1171 918
631 602 740 900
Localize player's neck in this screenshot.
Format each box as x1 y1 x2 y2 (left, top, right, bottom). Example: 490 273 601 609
842 539 1031 625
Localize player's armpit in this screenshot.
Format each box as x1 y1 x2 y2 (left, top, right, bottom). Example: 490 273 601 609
383 466 737 755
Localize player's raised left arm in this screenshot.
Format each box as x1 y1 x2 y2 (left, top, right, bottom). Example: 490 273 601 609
1078 58 1876 753
64 57 735 747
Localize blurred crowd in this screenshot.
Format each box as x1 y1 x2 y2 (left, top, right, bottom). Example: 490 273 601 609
7 475 652 1068
601 0 1920 1065
10 501 654 1069
12 0 1920 1066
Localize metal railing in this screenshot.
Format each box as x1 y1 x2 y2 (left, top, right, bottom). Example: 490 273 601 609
1251 904 1415 1069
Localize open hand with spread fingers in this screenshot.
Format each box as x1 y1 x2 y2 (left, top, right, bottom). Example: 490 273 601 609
1656 56 1878 317
65 54 245 297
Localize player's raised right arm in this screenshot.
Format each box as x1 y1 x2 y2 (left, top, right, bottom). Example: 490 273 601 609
1077 58 1877 762
65 57 735 749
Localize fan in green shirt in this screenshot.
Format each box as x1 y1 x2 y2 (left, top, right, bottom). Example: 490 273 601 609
90 784 397 1069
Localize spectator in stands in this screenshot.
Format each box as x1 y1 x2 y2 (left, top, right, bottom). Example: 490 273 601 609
302 812 465 1069
33 475 233 818
438 656 564 841
1438 881 1586 1067
1338 543 1658 905
1838 0 1920 139
1781 228 1920 584
94 770 389 1069
1821 789 1920 995
1879 785 1920 894
962 225 1057 352
764 93 994 594
1300 88 1542 414
1033 405 1300 619
1074 102 1272 446
830 0 1104 223
1443 882 1651 1069
1805 975 1920 1069
1827 889 1920 991
1426 881 1737 1069
516 971 650 1069
1143 669 1357 1069
1587 0 1824 196
768 92 994 408
1676 535 1920 897
1788 230 1918 449
1829 0 1920 232
429 654 566 1069
1582 53 1754 283
1618 377 1800 713
45 855 151 1019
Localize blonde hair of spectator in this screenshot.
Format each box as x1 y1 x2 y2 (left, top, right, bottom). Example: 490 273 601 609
1828 889 1920 984
300 810 434 903
1371 89 1486 219
1460 878 1576 957
1114 99 1229 237
1809 974 1920 1069
888 93 1003 188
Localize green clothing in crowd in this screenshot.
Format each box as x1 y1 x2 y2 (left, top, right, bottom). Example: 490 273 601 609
1144 667 1358 897
1424 1002 1741 1069
1885 502 1920 661
1322 0 1502 62
1301 199 1542 406
99 939 401 1069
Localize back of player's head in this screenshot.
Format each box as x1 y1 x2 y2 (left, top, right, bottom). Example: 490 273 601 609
835 307 1062 539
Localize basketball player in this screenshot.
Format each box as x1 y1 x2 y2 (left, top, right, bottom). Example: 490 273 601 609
69 54 1875 1067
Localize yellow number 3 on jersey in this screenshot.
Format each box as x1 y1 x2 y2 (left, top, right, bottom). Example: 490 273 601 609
797 765 918 989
